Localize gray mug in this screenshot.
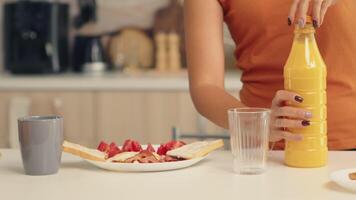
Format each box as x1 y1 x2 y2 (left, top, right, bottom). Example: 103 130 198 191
18 116 63 175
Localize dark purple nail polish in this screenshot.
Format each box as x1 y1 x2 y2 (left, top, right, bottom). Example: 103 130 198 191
302 120 310 126
287 17 292 26
294 96 304 103
312 19 318 28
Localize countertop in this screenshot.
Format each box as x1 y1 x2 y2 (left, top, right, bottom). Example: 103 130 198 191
0 70 242 91
0 149 355 200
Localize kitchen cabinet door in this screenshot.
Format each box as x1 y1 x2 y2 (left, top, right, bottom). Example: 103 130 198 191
0 91 95 148
34 92 96 147
176 92 230 136
171 90 239 139
0 92 10 147
0 92 31 148
96 92 179 145
95 90 239 145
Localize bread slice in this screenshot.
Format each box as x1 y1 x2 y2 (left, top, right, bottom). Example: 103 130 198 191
167 139 224 159
62 140 106 162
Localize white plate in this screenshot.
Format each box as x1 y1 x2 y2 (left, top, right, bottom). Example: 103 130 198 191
330 168 356 192
85 156 207 172
84 144 208 172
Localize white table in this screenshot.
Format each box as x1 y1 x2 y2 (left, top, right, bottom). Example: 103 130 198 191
0 149 355 200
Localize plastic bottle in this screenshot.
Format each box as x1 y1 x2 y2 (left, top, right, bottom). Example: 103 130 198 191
284 16 327 168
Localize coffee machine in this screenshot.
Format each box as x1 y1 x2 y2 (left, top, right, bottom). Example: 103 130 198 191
3 1 69 74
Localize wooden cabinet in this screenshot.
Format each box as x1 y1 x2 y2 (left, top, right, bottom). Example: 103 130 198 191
95 91 230 145
0 90 237 148
95 92 148 144
95 92 191 145
46 92 95 147
0 92 9 147
0 92 95 148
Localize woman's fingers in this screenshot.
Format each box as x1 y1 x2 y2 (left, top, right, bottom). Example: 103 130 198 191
312 0 323 27
274 118 310 128
272 90 303 107
273 106 312 119
296 0 310 27
271 130 303 142
288 0 300 25
270 90 310 142
320 0 332 25
288 0 337 27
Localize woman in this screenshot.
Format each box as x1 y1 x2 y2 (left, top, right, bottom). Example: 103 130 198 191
185 0 356 150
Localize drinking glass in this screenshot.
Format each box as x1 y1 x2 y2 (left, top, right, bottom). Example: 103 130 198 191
228 108 270 174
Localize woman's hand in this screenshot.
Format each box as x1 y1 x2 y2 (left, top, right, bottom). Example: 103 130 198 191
288 0 338 28
270 90 313 142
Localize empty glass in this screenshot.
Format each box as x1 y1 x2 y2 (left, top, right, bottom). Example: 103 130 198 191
228 108 271 174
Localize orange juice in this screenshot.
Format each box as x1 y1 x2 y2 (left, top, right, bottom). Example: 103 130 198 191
283 17 328 168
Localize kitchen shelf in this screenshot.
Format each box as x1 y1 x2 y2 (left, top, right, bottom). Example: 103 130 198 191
0 69 242 91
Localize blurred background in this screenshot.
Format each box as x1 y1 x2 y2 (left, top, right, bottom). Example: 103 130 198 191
0 0 241 148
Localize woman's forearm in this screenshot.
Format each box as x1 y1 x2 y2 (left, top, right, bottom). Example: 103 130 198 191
184 0 245 129
190 84 245 129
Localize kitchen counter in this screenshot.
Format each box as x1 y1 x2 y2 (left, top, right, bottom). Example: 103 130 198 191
0 149 355 200
0 70 242 91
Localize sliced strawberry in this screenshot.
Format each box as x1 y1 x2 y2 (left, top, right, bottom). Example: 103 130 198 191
146 143 155 153
122 139 142 152
97 141 109 152
156 141 185 155
108 146 121 158
165 140 186 151
109 142 118 150
122 139 133 152
108 142 121 158
131 140 143 152
157 144 168 155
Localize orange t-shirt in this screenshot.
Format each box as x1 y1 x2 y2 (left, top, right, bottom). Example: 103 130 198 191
218 0 356 150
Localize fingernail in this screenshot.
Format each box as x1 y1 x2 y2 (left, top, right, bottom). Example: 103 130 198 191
305 112 312 118
295 134 304 141
287 17 292 26
302 120 310 126
294 95 304 103
298 18 305 28
312 19 318 28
